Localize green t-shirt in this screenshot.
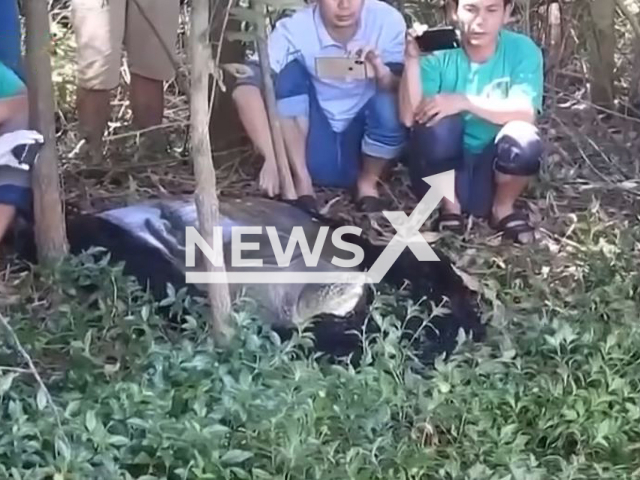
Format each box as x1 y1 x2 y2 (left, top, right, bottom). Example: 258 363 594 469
419 29 544 153
0 61 25 99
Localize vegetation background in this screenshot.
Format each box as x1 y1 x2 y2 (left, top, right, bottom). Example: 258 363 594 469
1 0 639 478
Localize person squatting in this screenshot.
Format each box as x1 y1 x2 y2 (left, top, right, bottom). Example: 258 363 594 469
0 0 545 248
231 0 545 243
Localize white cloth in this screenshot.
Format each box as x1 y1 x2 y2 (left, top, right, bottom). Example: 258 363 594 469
0 130 43 171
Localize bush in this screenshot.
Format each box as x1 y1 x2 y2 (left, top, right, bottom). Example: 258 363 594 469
1 219 639 479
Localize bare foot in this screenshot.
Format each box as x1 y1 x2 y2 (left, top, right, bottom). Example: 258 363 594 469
293 169 315 198
259 161 280 197
356 176 380 199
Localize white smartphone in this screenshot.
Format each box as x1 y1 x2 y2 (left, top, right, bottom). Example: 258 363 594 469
314 56 371 80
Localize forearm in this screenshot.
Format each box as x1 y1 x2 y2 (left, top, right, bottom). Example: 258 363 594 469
374 64 400 91
398 57 422 127
463 95 536 125
0 93 29 129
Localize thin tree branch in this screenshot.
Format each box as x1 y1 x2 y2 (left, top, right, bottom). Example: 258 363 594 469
0 313 70 450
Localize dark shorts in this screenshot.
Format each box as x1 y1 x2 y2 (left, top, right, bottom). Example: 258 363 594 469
406 114 544 218
236 60 407 189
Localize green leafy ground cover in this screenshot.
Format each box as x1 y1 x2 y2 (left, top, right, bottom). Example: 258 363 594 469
1 203 639 479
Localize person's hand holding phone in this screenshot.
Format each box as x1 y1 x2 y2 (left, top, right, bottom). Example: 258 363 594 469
351 47 385 79
405 29 421 60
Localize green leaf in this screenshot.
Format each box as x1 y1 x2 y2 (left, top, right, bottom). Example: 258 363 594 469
65 399 82 417
141 304 150 322
0 372 18 396
55 434 71 462
85 409 97 432
36 386 47 411
229 467 251 479
252 468 272 479
221 449 254 465
108 435 130 446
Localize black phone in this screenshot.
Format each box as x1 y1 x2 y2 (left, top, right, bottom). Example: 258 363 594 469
415 27 461 52
11 141 43 168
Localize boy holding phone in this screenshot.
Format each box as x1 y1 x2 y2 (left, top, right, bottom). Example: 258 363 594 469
399 0 544 244
232 0 407 213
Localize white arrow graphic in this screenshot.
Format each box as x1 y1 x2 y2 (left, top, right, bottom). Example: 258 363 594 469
364 169 455 283
185 170 455 284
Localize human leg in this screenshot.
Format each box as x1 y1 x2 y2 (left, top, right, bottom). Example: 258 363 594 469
273 61 315 199
407 114 466 231
232 58 346 201
232 82 282 196
231 59 315 199
356 90 407 211
489 120 544 243
70 0 126 162
0 100 33 243
125 0 179 157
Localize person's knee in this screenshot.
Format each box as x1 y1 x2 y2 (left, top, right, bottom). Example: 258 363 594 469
362 90 406 160
409 114 465 174
232 60 310 119
493 120 544 177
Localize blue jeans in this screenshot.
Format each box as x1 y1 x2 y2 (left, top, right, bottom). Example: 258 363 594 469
239 60 407 188
0 0 24 79
407 114 544 218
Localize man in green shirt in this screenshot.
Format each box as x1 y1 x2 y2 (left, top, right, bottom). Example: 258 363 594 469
399 0 544 244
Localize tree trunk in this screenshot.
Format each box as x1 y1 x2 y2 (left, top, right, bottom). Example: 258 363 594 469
588 0 616 108
190 0 234 344
24 0 68 263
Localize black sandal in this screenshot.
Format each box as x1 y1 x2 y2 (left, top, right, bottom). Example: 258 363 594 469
436 212 465 234
355 195 386 213
282 195 319 215
491 211 536 244
295 195 319 215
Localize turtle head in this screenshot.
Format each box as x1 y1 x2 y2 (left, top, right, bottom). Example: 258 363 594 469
292 281 368 327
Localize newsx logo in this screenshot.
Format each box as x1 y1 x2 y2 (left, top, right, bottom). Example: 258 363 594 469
184 171 455 285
